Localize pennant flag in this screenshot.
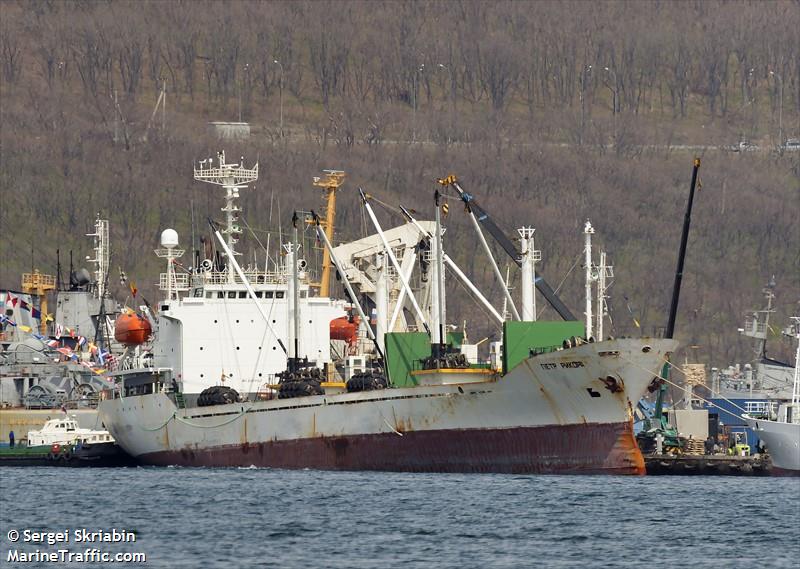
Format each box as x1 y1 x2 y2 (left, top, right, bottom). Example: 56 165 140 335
5 292 17 309
18 325 32 333
56 347 73 356
78 336 87 347
47 339 59 348
19 300 31 312
55 324 63 339
31 307 41 319
130 281 138 298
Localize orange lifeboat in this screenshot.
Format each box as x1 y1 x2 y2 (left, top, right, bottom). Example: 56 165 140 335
329 315 359 346
114 313 152 345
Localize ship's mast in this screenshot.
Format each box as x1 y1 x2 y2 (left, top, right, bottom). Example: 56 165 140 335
518 227 539 321
583 220 595 338
193 151 259 284
790 317 800 407
741 277 776 360
433 190 447 352
595 250 613 340
86 215 110 299
155 230 184 301
375 252 388 353
286 213 302 367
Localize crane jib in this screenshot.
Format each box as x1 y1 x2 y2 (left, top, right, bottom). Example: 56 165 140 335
455 185 577 322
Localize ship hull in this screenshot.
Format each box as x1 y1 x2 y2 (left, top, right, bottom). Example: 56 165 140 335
100 338 676 474
142 421 643 474
744 415 800 475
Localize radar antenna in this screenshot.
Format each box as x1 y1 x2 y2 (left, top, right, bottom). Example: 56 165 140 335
193 151 259 283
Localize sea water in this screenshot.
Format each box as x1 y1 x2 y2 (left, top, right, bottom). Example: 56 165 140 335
1 467 798 568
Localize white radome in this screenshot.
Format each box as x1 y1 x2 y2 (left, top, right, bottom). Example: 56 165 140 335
160 228 179 249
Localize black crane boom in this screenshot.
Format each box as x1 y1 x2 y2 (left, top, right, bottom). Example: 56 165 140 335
442 177 577 322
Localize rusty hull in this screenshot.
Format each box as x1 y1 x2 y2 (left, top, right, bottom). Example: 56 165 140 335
140 419 645 474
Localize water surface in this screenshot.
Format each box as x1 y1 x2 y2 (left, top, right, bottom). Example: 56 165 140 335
2 468 798 568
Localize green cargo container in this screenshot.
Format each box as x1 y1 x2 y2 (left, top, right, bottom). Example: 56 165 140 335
385 332 431 387
384 331 468 387
385 323 583 386
502 321 585 373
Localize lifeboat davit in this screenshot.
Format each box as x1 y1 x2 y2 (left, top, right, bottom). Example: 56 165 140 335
114 313 152 345
329 316 359 346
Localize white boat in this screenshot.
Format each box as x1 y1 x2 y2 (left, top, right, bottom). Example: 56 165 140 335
744 317 800 475
27 415 115 447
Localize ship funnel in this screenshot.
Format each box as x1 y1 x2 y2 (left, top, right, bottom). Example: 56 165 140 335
160 229 179 249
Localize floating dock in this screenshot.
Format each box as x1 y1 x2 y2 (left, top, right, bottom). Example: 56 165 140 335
645 453 771 476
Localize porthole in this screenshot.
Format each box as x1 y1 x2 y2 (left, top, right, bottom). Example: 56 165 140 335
236 346 240 350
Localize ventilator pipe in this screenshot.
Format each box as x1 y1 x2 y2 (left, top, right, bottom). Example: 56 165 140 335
375 253 388 353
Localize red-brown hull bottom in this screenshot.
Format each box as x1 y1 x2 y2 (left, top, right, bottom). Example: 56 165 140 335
770 466 800 477
140 421 646 475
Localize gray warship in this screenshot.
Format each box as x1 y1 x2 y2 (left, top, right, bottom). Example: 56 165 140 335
0 217 120 442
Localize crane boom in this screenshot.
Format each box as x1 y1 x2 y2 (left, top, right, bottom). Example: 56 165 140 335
442 177 577 322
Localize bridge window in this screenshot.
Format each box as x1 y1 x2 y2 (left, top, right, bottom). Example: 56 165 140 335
228 292 236 299
276 291 285 299
239 292 247 299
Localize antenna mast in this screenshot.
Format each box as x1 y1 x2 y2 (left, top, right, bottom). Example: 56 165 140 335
86 215 110 299
193 151 258 284
595 250 613 340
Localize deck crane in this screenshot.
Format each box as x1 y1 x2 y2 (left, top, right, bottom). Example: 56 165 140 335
436 175 577 322
21 270 56 335
638 158 702 454
312 170 346 297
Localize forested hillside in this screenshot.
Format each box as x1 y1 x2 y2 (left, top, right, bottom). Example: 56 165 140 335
1 0 798 366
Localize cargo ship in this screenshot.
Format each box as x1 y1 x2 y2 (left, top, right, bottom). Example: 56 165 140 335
98 154 677 474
